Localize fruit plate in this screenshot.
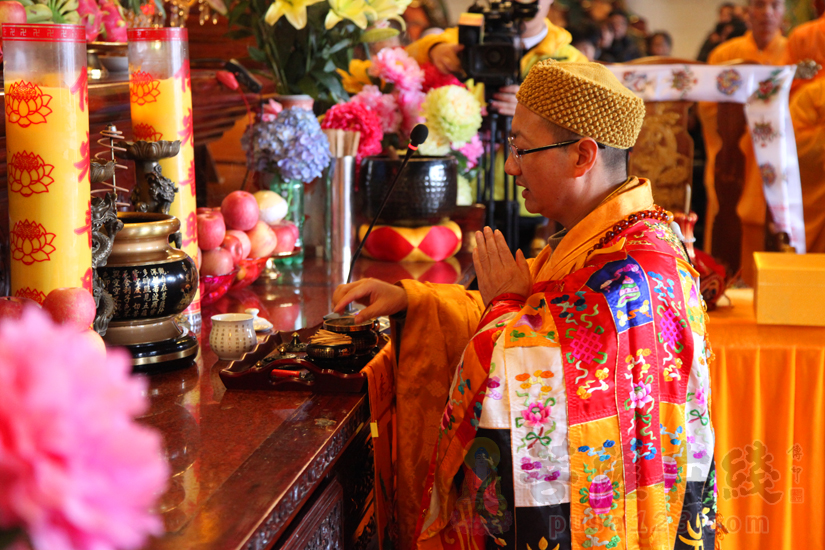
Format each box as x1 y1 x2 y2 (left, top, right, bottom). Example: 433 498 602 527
232 257 269 290
200 269 240 306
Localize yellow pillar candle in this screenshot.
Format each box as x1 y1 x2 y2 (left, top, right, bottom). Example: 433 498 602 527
127 27 200 318
3 24 91 304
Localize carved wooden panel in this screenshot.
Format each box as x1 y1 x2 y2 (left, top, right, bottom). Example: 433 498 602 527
628 101 695 213
712 102 748 276
277 479 344 550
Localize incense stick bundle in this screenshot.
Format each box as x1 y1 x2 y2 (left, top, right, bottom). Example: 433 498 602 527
309 329 353 346
323 129 360 158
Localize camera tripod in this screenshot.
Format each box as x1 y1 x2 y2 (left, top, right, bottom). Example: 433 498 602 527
476 111 521 253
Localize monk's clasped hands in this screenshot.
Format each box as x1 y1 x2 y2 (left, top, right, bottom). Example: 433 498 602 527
473 227 532 307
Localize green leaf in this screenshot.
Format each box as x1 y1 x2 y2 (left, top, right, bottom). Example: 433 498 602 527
360 27 400 43
297 76 321 98
248 46 267 64
326 39 351 55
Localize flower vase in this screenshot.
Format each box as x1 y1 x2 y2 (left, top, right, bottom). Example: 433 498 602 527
3 24 91 303
274 94 314 111
265 177 305 270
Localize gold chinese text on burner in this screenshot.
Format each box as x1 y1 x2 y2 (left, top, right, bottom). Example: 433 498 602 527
309 330 353 346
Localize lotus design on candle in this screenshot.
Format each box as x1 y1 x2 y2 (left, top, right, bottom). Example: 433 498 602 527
178 108 194 147
133 122 162 142
5 81 53 127
8 151 55 197
11 220 57 265
129 70 161 105
181 159 196 197
15 287 47 305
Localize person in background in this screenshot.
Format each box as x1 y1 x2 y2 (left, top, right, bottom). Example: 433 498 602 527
782 0 825 96
569 20 602 61
697 2 746 61
790 78 825 253
598 9 643 62
647 30 673 57
698 0 787 284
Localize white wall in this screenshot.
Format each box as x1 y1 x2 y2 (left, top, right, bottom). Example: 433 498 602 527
440 0 732 60
625 0 731 59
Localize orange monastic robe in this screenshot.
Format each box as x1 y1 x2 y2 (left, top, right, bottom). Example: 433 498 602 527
698 31 787 284
790 78 825 252
783 14 825 96
395 178 717 550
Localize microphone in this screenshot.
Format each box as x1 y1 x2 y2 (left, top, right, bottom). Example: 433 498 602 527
345 124 429 284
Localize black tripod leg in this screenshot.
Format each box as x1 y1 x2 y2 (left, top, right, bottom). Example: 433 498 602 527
487 112 498 229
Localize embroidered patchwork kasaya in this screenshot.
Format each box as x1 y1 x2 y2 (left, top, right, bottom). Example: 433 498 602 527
412 178 717 550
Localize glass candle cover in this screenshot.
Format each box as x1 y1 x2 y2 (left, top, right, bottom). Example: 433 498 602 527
127 27 200 318
3 24 92 304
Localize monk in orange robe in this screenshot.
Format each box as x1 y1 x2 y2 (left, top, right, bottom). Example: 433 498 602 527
336 61 717 550
697 0 787 284
790 78 825 252
783 3 825 96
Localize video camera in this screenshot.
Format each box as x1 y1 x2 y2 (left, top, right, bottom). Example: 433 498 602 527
457 0 539 94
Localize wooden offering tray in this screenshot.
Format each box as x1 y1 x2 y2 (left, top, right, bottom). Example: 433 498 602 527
219 326 385 392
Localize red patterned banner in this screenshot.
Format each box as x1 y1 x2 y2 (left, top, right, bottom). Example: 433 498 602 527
127 27 188 43
2 24 85 43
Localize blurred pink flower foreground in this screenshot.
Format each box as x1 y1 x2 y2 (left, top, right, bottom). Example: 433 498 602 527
0 308 169 550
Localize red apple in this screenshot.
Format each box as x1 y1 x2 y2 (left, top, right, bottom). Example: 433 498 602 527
197 211 226 251
196 247 202 271
271 223 298 254
221 233 245 266
200 247 235 276
246 220 278 259
0 296 36 320
226 229 251 259
196 207 213 215
221 190 259 231
42 287 96 331
0 2 27 25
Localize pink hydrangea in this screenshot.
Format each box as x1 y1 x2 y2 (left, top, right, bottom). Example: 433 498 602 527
456 133 483 169
351 85 401 134
396 89 425 139
0 308 168 550
368 47 424 93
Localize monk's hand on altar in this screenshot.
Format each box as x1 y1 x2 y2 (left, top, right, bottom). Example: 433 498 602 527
332 279 408 323
473 227 531 307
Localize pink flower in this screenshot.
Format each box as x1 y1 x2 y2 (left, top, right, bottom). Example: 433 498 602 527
261 99 283 122
629 382 654 409
368 47 424 93
521 402 551 428
396 89 425 138
421 62 463 93
321 102 383 164
0 308 168 550
351 85 401 134
456 134 483 169
694 387 706 406
520 457 542 471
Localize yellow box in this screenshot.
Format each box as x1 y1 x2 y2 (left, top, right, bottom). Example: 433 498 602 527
754 252 825 326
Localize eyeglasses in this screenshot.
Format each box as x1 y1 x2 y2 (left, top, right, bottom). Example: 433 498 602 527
507 135 581 162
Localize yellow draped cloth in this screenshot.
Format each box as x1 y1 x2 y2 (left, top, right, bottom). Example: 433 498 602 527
790 78 825 252
697 31 787 284
708 288 825 550
393 178 656 549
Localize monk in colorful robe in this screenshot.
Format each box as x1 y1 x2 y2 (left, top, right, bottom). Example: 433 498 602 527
335 61 717 550
790 78 825 252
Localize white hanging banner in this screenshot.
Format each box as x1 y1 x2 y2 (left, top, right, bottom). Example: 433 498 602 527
607 64 806 253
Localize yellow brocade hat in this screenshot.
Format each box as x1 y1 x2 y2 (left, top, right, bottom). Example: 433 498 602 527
516 60 645 149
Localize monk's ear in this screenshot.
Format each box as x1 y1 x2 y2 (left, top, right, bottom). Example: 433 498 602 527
571 138 599 177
